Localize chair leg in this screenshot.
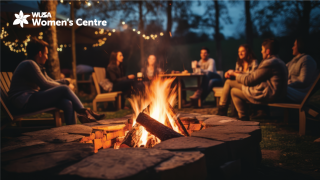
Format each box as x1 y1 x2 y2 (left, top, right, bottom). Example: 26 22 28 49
54 110 62 127
93 99 97 111
299 108 306 135
216 97 220 107
117 95 121 110
284 108 289 124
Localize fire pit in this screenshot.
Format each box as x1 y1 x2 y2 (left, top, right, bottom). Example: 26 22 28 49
1 78 262 180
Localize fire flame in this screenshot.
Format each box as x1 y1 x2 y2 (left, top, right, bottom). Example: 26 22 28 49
128 77 181 147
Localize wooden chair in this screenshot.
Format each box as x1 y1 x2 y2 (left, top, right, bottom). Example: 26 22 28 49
213 74 320 135
92 67 122 111
0 72 62 128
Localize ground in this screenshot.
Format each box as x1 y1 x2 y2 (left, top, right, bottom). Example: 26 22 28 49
2 88 320 180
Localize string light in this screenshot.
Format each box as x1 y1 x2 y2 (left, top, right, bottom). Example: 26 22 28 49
108 32 111 36
84 47 87 50
160 32 164 36
137 31 140 34
60 0 63 3
87 2 91 6
112 29 115 32
122 21 125 25
133 29 136 32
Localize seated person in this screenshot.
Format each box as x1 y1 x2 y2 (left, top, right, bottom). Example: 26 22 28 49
190 47 223 101
286 37 318 103
216 38 287 120
217 44 258 116
8 37 104 124
106 51 135 109
141 54 162 80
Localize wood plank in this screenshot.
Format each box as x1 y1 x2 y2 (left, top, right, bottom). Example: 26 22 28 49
2 72 11 89
0 73 10 92
267 103 300 109
92 72 101 95
8 72 13 80
92 124 125 131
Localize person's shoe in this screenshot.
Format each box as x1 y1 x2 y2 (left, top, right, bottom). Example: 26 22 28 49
78 109 97 123
77 114 97 123
250 110 268 119
238 116 249 121
87 109 105 120
189 90 202 99
215 105 228 116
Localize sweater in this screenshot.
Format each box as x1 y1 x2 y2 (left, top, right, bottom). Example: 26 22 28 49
8 60 69 109
286 54 318 93
235 59 259 73
236 56 288 104
106 63 127 84
198 58 216 73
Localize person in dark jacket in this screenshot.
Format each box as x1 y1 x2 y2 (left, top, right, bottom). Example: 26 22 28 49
217 38 288 120
106 51 135 109
8 37 104 124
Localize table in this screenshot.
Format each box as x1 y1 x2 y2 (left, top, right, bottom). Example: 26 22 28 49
159 73 204 109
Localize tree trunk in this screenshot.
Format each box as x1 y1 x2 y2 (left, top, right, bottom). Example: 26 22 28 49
138 1 145 67
70 1 78 93
39 1 60 80
245 0 253 48
214 0 222 70
164 0 173 70
300 1 311 36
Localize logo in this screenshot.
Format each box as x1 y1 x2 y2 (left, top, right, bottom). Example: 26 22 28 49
13 10 30 28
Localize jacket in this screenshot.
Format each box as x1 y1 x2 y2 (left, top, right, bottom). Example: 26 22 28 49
106 63 127 84
236 56 288 104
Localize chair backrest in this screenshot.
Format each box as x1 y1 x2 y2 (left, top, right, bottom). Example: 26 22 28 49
216 70 224 81
92 72 101 95
93 67 106 84
301 73 320 108
0 72 14 120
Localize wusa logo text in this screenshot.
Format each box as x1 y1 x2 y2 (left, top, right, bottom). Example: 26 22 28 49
13 11 107 28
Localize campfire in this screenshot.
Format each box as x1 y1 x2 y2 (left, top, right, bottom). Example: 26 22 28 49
80 77 202 152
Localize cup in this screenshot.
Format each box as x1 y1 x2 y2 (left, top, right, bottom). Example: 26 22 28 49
191 61 197 73
137 72 143 81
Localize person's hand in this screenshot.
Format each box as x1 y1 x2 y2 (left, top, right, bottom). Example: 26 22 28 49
225 69 234 78
69 83 75 91
128 74 135 79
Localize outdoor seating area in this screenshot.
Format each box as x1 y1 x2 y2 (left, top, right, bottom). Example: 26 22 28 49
1 1 320 180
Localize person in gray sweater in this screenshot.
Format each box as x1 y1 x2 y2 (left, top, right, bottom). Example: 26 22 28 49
217 38 288 120
8 38 104 124
286 37 318 103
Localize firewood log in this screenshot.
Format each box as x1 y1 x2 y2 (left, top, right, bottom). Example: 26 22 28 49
166 103 190 136
136 113 183 141
121 123 144 147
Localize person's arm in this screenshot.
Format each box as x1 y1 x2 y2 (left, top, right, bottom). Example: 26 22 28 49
200 59 215 73
107 66 128 83
288 56 317 88
251 60 259 71
25 61 62 89
44 73 70 85
233 61 271 86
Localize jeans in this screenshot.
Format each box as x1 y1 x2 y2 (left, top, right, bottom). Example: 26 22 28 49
201 72 223 101
23 86 84 125
230 88 247 118
219 79 243 106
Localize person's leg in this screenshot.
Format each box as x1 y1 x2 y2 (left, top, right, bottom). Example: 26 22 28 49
56 99 75 125
23 86 84 112
219 79 242 106
191 72 221 99
230 88 248 120
201 78 223 101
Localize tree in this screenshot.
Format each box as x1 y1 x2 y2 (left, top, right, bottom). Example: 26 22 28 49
245 0 253 47
38 1 60 79
254 0 320 37
202 1 232 70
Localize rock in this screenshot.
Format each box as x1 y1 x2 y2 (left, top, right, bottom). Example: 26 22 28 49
2 142 94 174
60 148 174 180
154 137 228 170
203 118 260 127
1 136 46 153
22 125 92 143
155 151 207 180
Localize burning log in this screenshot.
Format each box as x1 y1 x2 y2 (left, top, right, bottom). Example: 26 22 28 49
136 113 183 141
121 123 144 147
167 103 190 136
